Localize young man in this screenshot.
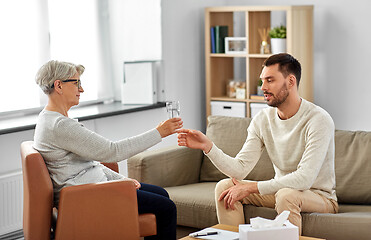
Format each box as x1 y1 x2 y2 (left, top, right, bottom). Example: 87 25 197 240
177 53 338 235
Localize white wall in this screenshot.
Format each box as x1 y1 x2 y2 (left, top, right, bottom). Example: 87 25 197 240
161 0 224 132
0 130 35 174
162 0 371 131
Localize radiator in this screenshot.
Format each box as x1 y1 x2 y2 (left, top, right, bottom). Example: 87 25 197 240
0 171 23 236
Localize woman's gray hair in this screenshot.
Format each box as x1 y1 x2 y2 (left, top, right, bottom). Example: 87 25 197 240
35 60 85 95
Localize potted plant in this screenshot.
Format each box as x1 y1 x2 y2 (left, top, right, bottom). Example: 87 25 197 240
257 79 264 96
269 25 286 54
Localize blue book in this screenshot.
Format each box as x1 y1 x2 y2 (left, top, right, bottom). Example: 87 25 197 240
210 27 216 53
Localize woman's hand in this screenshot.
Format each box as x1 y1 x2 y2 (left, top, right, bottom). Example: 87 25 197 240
156 117 183 138
177 129 213 153
126 178 141 189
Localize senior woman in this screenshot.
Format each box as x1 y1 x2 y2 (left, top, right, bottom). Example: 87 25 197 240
33 60 182 240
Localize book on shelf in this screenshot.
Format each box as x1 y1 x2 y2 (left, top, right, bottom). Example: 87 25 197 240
210 27 216 53
250 95 265 100
214 25 228 53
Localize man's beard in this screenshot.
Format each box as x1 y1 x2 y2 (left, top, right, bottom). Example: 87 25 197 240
264 83 289 108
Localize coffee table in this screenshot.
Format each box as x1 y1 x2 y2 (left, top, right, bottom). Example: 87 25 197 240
179 224 325 240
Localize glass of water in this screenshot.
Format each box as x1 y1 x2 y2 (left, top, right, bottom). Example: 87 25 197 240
166 101 180 119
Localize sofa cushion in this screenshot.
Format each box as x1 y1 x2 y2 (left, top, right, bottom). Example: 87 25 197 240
334 130 371 204
338 204 371 213
200 115 274 182
165 182 218 228
301 211 371 240
244 204 371 240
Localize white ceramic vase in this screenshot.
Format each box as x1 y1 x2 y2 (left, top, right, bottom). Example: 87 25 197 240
270 38 286 54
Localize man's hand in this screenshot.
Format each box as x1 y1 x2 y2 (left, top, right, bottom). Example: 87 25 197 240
177 129 213 153
218 178 259 210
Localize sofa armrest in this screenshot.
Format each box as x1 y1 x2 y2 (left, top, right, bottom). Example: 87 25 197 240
128 146 204 187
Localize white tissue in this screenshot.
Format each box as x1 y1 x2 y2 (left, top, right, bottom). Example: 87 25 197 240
250 210 290 229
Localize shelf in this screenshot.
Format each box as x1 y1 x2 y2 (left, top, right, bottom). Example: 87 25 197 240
205 5 313 119
249 99 267 103
210 97 267 104
250 95 265 101
210 53 246 58
210 97 248 102
249 54 272 58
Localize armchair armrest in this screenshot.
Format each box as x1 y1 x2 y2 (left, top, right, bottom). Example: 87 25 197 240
56 180 140 240
102 162 119 173
128 146 204 187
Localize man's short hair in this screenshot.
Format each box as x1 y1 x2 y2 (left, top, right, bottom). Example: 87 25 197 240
263 53 301 87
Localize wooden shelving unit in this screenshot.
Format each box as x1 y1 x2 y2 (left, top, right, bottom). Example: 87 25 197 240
205 5 313 118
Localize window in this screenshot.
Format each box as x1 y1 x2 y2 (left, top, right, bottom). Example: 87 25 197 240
48 0 104 103
0 0 47 112
0 0 162 114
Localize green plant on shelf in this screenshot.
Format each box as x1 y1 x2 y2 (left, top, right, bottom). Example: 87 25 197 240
269 25 286 39
257 79 264 96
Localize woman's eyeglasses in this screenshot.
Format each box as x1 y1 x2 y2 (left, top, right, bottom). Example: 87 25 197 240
51 79 82 89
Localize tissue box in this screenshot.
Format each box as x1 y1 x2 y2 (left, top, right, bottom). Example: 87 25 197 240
239 220 299 240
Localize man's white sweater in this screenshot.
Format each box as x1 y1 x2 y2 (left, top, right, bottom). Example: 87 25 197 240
206 99 337 200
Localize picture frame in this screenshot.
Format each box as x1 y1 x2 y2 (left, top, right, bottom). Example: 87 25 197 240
225 37 247 54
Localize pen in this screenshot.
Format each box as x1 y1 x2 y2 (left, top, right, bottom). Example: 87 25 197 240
190 231 219 237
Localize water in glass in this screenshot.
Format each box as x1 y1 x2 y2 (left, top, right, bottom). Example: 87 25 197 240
166 101 180 119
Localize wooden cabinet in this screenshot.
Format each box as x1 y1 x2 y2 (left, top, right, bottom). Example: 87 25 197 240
205 6 313 118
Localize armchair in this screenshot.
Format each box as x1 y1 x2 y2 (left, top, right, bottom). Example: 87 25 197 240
20 141 156 240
